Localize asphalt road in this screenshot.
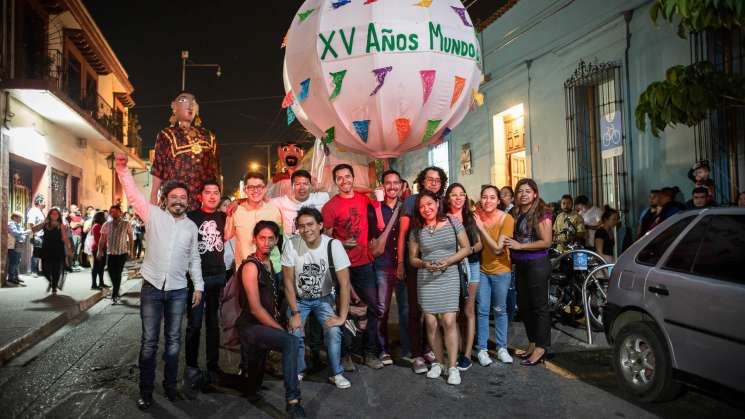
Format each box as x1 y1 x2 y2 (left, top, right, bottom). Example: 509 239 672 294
0 280 742 419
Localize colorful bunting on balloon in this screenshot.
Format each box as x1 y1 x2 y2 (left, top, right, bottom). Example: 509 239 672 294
370 66 393 96
422 119 441 142
451 6 473 27
441 127 452 139
472 88 485 106
329 70 347 100
297 9 314 22
414 0 433 7
451 76 466 107
332 0 351 8
322 126 335 144
364 0 378 3
287 106 296 125
298 79 310 101
395 118 411 144
281 91 294 109
353 120 371 143
420 70 436 104
281 32 288 49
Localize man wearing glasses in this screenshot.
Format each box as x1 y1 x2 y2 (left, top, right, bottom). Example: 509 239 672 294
150 91 222 210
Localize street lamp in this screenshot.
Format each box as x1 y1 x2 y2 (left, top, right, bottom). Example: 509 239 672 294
249 162 260 172
181 50 222 91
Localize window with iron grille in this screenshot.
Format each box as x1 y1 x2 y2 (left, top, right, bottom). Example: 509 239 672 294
51 168 67 209
564 60 630 216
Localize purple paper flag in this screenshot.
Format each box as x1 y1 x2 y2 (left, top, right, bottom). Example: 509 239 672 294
353 120 371 143
451 6 473 27
287 106 296 125
298 79 310 101
370 66 393 96
332 0 351 9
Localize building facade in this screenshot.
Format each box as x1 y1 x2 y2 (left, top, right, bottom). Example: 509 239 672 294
0 0 147 285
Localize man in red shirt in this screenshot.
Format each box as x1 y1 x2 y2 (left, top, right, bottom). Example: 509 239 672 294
322 164 384 370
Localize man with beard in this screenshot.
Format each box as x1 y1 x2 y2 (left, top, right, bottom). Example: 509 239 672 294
272 170 329 235
150 91 221 210
552 194 585 252
269 141 305 199
114 153 203 410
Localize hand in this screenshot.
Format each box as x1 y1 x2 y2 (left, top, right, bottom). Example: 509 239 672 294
288 313 302 333
396 263 405 281
192 290 202 307
436 260 449 271
324 314 345 329
225 199 245 217
342 238 358 249
473 212 484 228
503 237 522 250
114 152 128 169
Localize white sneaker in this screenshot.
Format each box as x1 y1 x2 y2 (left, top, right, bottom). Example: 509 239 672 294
329 373 351 389
298 373 304 382
447 367 461 385
426 363 443 379
477 350 493 366
497 348 514 364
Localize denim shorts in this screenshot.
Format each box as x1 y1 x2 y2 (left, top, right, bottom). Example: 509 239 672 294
468 261 480 284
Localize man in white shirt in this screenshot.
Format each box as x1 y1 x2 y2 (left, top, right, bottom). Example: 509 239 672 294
114 153 203 410
271 170 329 236
574 195 602 248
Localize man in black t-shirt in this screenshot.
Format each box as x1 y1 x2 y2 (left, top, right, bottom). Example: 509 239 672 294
185 180 227 394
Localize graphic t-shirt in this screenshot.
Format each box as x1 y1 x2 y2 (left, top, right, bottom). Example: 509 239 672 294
188 209 227 276
281 235 350 299
322 192 374 267
272 192 330 235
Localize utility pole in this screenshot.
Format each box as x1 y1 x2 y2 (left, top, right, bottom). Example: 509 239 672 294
180 50 222 91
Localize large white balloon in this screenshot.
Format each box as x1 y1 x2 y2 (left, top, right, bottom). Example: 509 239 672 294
283 0 483 159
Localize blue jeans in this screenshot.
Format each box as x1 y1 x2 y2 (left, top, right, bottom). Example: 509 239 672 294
349 263 381 356
7 249 20 281
138 283 188 395
375 267 411 356
186 274 225 371
476 271 511 350
289 294 343 376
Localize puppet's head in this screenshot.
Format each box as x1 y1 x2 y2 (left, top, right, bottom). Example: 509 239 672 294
278 141 304 173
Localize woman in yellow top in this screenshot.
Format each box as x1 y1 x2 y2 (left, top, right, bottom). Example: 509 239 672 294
473 185 515 366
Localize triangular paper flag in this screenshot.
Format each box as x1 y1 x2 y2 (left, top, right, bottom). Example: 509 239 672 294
420 70 436 104
395 118 411 144
451 76 466 107
329 70 347 100
332 0 351 8
414 0 432 7
297 9 314 22
472 89 485 106
322 126 335 144
353 120 371 143
287 107 296 125
281 91 294 109
422 119 441 142
370 66 393 96
451 6 473 27
298 79 310 101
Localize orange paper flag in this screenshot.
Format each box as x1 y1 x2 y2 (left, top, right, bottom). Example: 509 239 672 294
395 118 411 144
451 76 466 107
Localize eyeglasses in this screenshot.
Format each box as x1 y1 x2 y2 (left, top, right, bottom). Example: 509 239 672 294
425 177 441 184
245 185 265 191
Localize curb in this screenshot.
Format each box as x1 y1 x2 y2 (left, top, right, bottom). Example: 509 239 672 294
0 290 105 366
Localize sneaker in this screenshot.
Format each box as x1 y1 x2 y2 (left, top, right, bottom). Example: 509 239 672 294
297 373 304 382
497 348 514 364
457 355 473 371
412 357 428 374
380 353 393 366
329 373 351 389
342 355 356 372
91 286 101 290
447 367 461 385
286 402 307 418
426 363 443 379
423 351 436 363
364 354 384 370
477 350 493 367
136 393 152 410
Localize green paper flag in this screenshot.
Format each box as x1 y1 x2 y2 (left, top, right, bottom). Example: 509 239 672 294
322 126 335 144
329 70 347 100
422 119 441 143
297 9 314 22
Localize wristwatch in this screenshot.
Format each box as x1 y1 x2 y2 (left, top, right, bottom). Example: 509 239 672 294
291 310 301 316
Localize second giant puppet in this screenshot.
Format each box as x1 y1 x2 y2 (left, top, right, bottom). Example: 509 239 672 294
150 91 221 210
268 141 304 198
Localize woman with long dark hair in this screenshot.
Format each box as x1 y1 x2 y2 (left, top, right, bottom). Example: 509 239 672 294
444 183 482 371
504 179 553 366
595 206 620 263
409 190 471 385
31 208 71 294
90 211 108 289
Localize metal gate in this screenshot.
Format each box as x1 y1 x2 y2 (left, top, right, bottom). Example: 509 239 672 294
51 168 67 209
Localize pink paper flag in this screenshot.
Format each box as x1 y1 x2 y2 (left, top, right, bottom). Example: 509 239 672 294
420 70 436 104
451 76 466 107
281 91 294 109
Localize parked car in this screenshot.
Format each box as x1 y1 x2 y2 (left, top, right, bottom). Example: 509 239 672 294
604 207 745 402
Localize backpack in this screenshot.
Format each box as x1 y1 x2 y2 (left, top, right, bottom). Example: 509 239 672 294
219 256 263 352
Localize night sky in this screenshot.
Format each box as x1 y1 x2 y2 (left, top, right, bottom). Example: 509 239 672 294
83 1 311 194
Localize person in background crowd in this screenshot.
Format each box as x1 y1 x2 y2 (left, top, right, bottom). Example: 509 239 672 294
505 179 553 366
31 208 71 295
132 214 145 259
219 196 237 277
498 186 515 213
27 194 46 277
369 169 410 365
473 185 515 367
687 160 715 204
637 190 660 238
238 221 305 418
7 212 30 285
552 194 585 251
408 191 471 385
738 191 745 208
594 206 620 263
397 166 447 374
444 183 482 371
272 169 330 236
89 211 108 290
400 179 412 201
114 152 203 410
81 206 96 268
98 205 133 304
686 187 713 210
323 164 385 370
652 187 685 228
283 207 352 389
67 204 84 271
184 180 228 396
574 195 602 248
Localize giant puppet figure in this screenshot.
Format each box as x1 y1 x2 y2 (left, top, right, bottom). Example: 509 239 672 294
150 91 221 210
268 141 304 198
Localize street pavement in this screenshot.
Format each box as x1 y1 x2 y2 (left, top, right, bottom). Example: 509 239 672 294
0 278 742 419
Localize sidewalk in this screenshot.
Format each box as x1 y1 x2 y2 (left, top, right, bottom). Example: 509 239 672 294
0 262 140 366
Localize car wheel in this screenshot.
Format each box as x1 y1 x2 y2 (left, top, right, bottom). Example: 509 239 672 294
612 321 681 402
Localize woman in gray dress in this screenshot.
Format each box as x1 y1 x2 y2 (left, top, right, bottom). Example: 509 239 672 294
408 191 471 385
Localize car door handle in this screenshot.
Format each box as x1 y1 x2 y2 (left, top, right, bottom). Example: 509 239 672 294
648 286 669 296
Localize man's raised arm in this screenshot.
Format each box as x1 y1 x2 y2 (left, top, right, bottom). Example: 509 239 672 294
114 153 151 222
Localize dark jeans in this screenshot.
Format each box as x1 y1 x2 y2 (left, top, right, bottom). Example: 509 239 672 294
186 274 225 371
506 271 518 321
349 263 381 356
515 256 552 348
405 264 426 357
134 238 144 259
107 254 127 299
138 283 188 395
7 249 20 281
71 235 81 267
239 323 301 402
92 255 106 287
375 267 410 356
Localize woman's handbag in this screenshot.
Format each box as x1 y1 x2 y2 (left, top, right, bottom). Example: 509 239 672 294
448 217 470 300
